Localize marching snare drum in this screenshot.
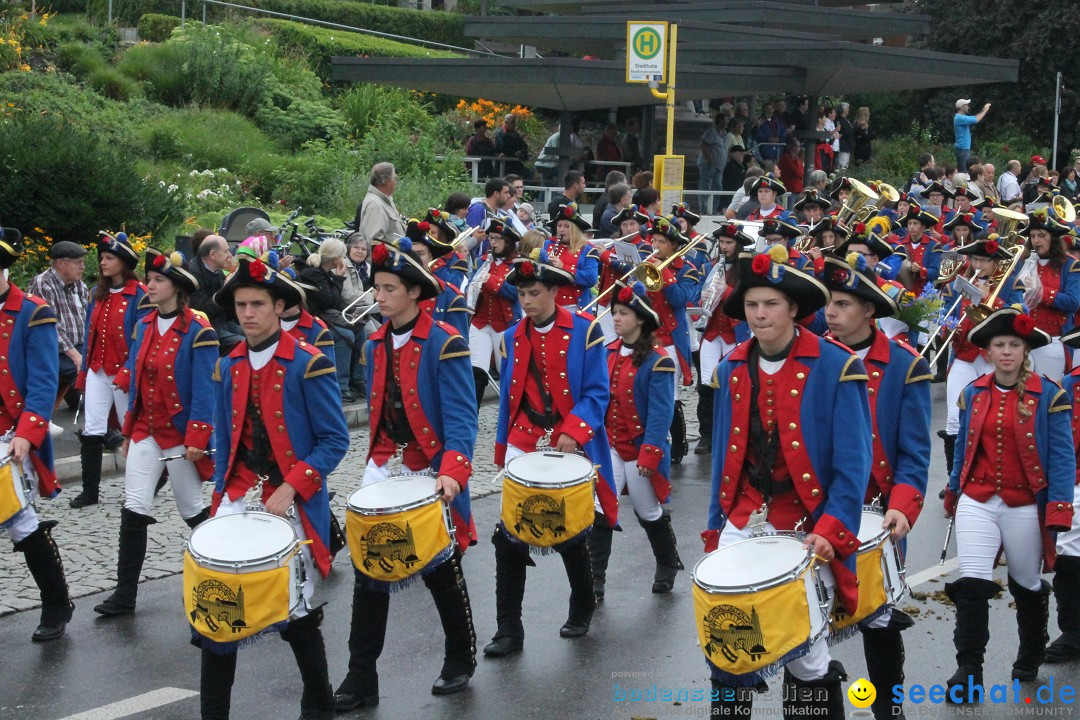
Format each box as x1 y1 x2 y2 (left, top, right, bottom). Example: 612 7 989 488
692 534 833 680
345 474 454 586
0 443 32 526
500 451 596 549
184 512 304 643
831 506 907 633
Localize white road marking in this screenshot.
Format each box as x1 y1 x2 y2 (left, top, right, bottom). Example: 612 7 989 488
905 557 959 589
57 688 199 720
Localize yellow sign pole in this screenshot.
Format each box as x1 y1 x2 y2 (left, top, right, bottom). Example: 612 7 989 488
648 24 677 155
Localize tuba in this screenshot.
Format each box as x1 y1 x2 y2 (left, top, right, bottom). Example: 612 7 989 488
835 178 880 226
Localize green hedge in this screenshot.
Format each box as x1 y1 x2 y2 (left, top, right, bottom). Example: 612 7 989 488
88 0 465 48
138 12 181 42
260 18 456 81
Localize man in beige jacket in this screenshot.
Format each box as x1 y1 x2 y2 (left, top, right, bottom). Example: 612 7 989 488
355 162 406 246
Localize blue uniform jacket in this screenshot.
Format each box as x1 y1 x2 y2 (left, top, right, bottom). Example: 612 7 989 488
657 258 699 385
1039 255 1080 332
429 285 471 338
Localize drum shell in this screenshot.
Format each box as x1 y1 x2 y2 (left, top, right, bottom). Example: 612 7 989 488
829 507 907 633
500 452 596 549
0 447 31 526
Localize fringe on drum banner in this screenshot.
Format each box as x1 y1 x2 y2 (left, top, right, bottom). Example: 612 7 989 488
355 544 456 594
190 620 291 655
825 602 892 647
497 522 591 557
707 639 814 688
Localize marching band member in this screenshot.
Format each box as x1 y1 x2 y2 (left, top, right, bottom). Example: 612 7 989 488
547 202 600 310
893 203 944 297
0 229 74 641
94 249 217 618
758 217 811 272
942 210 980 247
199 256 349 720
469 217 520 408
279 271 337 366
834 225 906 327
596 204 651 343
335 238 479 709
822 253 932 720
793 188 831 228
945 185 985 233
670 202 708 273
70 232 152 509
937 236 1023 497
830 177 855 211
1025 209 1080 380
1048 326 1080 664
424 208 469 292
801 214 851 275
484 249 616 657
705 249 871 717
943 307 1074 701
590 282 679 602
641 216 698 389
745 174 788 221
407 219 471 338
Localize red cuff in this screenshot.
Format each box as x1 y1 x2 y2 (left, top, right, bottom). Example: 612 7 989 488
114 367 131 393
813 513 860 560
701 529 720 553
561 414 595 448
660 267 677 286
437 451 473 487
283 460 324 502
75 372 86 391
184 421 214 450
495 442 507 467
637 443 664 472
812 256 824 276
888 483 925 528
944 489 959 518
1046 500 1074 531
16 412 49 449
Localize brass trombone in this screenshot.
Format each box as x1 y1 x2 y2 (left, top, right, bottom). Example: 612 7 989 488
427 225 478 269
342 287 375 325
581 249 661 313
1053 195 1077 224
592 235 710 322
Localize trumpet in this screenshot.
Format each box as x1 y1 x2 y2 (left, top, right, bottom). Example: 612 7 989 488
342 287 375 324
593 235 710 322
426 225 479 269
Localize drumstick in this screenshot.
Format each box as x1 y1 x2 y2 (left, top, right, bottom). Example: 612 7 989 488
159 449 216 462
940 516 955 565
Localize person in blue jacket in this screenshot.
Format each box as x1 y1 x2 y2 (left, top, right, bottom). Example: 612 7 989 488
706 250 871 717
94 248 218 618
405 219 472 338
0 228 74 642
590 281 679 602
822 252 932 720
1024 209 1080 381
943 307 1075 703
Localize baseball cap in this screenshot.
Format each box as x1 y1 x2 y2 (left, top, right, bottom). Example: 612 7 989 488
955 98 971 109
244 218 278 235
1031 155 1047 166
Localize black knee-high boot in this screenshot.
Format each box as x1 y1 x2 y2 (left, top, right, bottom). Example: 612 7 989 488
945 577 1001 703
782 661 847 719
282 608 335 720
1047 554 1080 662
71 431 104 508
15 521 74 641
558 539 595 638
94 508 157 616
472 367 488 409
862 611 914 720
334 580 388 710
710 681 755 717
588 518 614 601
637 510 684 594
483 529 528 657
200 649 238 720
1010 576 1051 681
423 552 477 694
937 431 956 498
184 507 211 530
695 380 714 454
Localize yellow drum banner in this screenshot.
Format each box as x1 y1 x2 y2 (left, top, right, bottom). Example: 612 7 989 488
693 576 813 678
183 552 293 643
346 499 451 584
0 463 26 526
830 547 887 633
500 477 594 548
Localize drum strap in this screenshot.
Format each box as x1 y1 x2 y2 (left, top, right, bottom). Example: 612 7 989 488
382 331 416 445
746 350 791 500
522 325 561 430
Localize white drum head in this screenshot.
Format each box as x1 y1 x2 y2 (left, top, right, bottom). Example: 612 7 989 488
348 475 438 513
506 451 594 487
857 508 889 545
694 535 810 590
189 512 296 564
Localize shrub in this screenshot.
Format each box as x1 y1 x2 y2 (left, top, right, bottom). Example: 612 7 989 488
116 38 188 101
55 40 107 76
87 64 140 99
338 84 431 141
258 18 456 81
40 13 118 48
137 108 282 169
137 12 179 42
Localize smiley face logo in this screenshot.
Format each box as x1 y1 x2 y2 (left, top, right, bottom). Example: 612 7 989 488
847 678 876 708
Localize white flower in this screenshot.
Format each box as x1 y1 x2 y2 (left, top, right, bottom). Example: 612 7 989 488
167 184 179 193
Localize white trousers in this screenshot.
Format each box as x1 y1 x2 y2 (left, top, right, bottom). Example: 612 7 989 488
1029 338 1066 382
124 437 205 519
945 356 993 435
215 495 317 618
469 324 503 371
359 458 434 488
687 315 701 352
1055 497 1080 557
699 336 735 385
956 494 1043 590
592 451 662 521
715 520 835 681
83 369 129 437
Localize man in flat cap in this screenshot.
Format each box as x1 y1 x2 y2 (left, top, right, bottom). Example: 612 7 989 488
29 241 89 404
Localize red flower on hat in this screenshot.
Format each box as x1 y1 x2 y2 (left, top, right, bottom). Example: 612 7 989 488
617 286 634 303
1013 313 1035 335
723 224 738 237
963 213 974 223
249 258 267 281
751 254 772 276
152 253 167 270
855 222 867 235
418 221 430 232
371 243 389 264
563 206 574 218
830 268 850 284
984 239 999 254
764 220 777 232
520 260 535 276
